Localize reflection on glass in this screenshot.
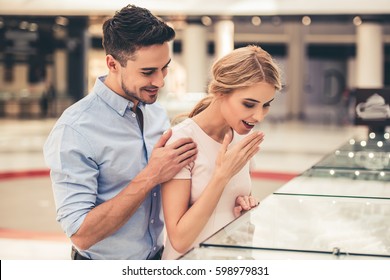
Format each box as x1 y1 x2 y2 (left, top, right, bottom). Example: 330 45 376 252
275 175 390 199
314 150 390 171
201 195 390 257
314 137 390 172
354 151 390 170
304 167 390 181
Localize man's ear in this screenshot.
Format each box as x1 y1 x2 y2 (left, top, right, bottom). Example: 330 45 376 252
106 55 119 72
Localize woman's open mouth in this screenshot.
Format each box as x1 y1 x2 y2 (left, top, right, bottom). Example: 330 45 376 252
242 120 256 129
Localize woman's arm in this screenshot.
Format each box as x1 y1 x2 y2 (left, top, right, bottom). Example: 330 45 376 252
162 173 228 253
162 131 263 253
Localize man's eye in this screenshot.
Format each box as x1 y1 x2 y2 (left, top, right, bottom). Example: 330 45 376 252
142 71 153 76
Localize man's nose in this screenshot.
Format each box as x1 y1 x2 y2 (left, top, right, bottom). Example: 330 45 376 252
151 71 165 88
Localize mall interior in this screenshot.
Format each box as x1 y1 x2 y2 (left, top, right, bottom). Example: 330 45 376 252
0 0 390 260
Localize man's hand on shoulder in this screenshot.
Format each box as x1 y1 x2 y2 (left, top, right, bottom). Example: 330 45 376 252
146 129 198 185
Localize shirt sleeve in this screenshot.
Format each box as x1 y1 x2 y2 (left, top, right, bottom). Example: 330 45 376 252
43 124 99 238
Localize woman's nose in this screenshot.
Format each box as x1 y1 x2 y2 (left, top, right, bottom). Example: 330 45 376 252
253 109 265 122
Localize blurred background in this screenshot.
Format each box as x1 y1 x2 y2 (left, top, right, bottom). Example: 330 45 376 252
0 0 389 259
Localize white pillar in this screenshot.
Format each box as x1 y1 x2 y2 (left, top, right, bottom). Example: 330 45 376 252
356 22 383 88
183 23 208 93
54 49 67 97
214 19 234 59
285 23 306 119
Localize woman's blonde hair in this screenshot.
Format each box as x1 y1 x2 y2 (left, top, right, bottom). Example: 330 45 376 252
188 45 282 118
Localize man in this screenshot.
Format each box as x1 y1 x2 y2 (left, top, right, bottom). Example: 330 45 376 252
43 4 197 260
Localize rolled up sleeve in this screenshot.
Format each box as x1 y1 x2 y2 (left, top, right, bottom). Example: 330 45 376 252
44 124 99 237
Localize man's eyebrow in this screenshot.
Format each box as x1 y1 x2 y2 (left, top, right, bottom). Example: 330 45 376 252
140 59 171 71
163 59 172 68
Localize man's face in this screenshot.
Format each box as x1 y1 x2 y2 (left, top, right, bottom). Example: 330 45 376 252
116 42 171 106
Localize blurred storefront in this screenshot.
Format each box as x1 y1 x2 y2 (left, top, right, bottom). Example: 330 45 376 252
0 1 389 125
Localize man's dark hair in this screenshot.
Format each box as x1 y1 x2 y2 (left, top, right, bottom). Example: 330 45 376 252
102 4 175 66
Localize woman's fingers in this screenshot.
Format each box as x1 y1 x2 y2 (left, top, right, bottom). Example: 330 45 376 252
238 132 264 150
235 195 260 213
232 133 263 164
216 133 233 165
233 205 243 218
221 133 233 153
249 196 259 207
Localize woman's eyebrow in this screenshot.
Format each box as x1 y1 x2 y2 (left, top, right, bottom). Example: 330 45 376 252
244 98 260 103
264 98 275 105
244 98 275 104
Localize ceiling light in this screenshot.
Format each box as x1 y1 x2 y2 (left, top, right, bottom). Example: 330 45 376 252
251 16 261 26
28 23 38 32
55 16 69 26
302 16 311 26
353 16 362 26
201 16 212 26
19 21 28 30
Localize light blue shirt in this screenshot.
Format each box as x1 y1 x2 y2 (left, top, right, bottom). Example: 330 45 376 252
43 76 170 259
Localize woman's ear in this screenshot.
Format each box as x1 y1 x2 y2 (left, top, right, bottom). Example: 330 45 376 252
215 92 224 98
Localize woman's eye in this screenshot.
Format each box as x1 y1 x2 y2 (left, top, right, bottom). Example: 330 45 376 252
243 103 255 108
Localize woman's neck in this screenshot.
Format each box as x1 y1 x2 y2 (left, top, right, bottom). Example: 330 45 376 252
192 99 232 143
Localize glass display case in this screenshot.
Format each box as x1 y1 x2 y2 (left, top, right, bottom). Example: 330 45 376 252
274 134 390 198
180 133 390 260
196 194 390 259
180 244 385 260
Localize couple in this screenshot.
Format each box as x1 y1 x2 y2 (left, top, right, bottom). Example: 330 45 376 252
43 4 282 260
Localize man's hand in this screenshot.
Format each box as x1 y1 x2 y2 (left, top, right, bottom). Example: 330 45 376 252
147 129 198 184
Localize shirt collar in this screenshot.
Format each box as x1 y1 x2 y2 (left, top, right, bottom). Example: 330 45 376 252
94 75 139 117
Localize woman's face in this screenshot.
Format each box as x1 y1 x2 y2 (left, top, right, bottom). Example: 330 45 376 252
220 82 276 135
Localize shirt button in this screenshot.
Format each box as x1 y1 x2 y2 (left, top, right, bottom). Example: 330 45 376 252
153 192 157 197
132 113 136 117
150 219 155 224
153 247 157 251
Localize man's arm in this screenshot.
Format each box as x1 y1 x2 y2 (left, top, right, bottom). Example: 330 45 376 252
70 129 197 250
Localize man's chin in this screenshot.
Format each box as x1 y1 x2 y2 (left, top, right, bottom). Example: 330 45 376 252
143 96 158 104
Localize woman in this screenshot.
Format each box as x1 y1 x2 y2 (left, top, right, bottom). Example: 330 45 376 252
162 45 282 259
